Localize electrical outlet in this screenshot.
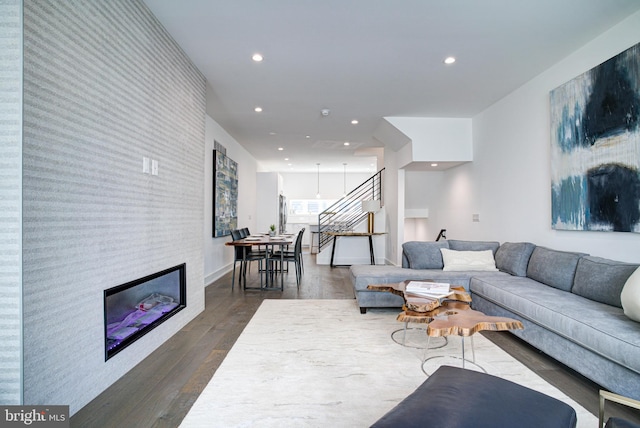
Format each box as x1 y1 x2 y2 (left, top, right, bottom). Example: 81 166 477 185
151 159 158 176
472 213 480 222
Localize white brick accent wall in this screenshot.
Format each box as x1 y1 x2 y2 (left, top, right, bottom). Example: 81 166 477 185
0 0 24 407
22 0 206 413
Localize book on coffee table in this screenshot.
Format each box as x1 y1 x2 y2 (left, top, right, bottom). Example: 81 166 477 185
405 281 453 299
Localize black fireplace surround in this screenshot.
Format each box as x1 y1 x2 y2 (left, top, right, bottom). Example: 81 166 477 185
104 263 186 360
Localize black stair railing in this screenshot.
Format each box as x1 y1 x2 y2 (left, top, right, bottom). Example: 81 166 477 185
318 168 384 252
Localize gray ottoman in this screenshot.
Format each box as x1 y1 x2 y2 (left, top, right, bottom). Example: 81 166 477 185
371 365 577 428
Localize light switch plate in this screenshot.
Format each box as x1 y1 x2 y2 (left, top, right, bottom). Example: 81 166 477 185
143 157 150 174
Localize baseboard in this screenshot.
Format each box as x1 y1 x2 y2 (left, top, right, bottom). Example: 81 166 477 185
205 264 232 287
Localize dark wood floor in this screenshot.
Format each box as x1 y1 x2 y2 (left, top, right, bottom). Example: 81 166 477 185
71 253 640 427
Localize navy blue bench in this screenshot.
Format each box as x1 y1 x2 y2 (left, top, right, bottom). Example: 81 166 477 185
371 366 577 428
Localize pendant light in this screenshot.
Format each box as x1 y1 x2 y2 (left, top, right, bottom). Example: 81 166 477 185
316 163 321 199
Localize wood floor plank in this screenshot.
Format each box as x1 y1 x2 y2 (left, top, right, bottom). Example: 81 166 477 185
71 253 640 427
482 331 640 424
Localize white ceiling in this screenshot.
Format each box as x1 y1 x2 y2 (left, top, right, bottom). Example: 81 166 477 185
144 0 640 173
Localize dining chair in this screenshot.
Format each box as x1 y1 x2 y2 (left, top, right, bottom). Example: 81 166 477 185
241 227 269 272
230 229 242 240
241 248 266 289
271 228 304 286
281 228 304 274
230 229 265 289
297 228 305 273
271 228 304 273
230 229 244 289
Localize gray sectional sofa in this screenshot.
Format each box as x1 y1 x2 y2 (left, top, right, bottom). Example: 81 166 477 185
349 239 640 401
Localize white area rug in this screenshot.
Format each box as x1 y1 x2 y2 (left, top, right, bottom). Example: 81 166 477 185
180 299 597 427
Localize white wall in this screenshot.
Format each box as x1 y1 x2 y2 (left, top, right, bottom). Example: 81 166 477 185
256 172 282 232
383 148 402 265
435 11 640 263
204 114 258 285
404 170 444 241
280 171 374 200
386 117 473 164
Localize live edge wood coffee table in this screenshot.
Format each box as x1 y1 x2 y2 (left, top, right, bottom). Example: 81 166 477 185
422 307 524 375
367 280 472 349
367 280 524 374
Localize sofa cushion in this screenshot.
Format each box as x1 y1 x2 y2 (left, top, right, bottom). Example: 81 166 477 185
621 267 640 322
349 264 510 293
526 247 587 291
495 242 536 277
441 248 498 271
402 241 449 269
572 257 639 308
447 239 500 255
470 276 640 376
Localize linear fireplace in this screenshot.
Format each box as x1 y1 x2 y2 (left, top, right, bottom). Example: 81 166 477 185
104 263 186 360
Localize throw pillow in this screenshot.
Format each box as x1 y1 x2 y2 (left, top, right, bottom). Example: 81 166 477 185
402 241 449 269
621 267 640 322
440 248 498 271
495 242 536 277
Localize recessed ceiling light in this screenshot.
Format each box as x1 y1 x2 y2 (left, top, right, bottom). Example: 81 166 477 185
444 56 456 65
351 119 359 125
344 142 350 146
254 106 263 112
284 158 289 161
269 131 277 136
431 163 439 167
305 135 311 139
252 53 263 62
278 147 284 151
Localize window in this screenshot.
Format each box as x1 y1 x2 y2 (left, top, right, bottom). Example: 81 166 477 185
289 199 337 215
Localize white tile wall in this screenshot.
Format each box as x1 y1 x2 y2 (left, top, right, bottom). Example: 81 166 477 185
0 0 23 406
22 0 206 413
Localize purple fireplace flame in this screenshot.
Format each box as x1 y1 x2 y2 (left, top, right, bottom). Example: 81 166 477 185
104 264 186 360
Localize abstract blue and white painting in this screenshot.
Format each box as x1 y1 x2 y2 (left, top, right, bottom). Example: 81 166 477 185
550 42 640 233
213 149 238 237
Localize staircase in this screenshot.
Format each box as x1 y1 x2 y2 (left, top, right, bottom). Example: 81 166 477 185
317 168 384 252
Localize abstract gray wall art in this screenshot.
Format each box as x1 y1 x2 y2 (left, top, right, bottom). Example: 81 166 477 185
550 42 640 233
213 150 238 237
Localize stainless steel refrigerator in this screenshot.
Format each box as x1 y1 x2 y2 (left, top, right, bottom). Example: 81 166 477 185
278 194 287 234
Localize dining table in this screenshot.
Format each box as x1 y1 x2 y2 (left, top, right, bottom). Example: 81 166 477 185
226 233 295 290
